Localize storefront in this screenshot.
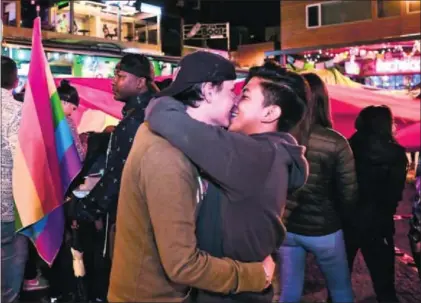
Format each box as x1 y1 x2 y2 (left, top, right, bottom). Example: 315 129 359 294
358 56 421 90
1 44 179 91
267 39 421 91
341 42 421 90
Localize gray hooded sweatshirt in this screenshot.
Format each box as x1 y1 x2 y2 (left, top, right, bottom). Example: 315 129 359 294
146 97 308 302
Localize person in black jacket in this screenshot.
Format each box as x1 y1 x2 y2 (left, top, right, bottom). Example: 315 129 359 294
278 73 357 303
67 54 158 300
69 54 157 223
347 105 408 303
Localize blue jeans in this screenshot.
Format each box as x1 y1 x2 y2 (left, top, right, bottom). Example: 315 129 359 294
1 222 28 303
278 230 354 303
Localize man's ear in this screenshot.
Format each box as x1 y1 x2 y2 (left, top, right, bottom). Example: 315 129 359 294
262 105 282 124
202 82 214 103
137 77 147 90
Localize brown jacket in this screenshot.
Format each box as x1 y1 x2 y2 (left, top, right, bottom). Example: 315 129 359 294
108 124 266 302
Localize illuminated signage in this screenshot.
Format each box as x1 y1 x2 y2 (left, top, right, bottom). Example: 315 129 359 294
140 3 162 15
106 1 136 7
344 60 360 75
376 57 421 74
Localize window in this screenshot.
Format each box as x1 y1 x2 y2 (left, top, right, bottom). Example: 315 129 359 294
306 1 372 28
407 0 421 13
321 2 343 26
377 0 401 18
306 4 321 28
2 1 17 26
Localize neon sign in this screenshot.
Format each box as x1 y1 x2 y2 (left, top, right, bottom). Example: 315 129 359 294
345 60 360 75
376 57 421 74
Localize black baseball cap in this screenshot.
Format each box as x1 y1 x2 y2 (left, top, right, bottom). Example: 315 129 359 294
117 53 160 92
117 53 154 80
156 51 236 97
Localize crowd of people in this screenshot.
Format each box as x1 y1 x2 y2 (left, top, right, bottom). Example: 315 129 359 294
1 51 418 303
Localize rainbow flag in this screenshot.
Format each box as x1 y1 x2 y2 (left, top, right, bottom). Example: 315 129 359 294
12 17 82 265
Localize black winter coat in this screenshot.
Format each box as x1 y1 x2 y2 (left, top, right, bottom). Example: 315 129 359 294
72 91 153 222
284 125 358 236
349 132 407 235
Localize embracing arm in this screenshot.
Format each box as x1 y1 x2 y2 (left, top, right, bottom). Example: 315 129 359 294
146 97 274 200
142 143 267 294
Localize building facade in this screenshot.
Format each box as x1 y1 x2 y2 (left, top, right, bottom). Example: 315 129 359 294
1 1 182 85
274 0 421 90
281 0 420 51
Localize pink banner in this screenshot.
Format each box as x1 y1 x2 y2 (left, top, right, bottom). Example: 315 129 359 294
54 78 420 148
396 122 420 152
53 76 172 127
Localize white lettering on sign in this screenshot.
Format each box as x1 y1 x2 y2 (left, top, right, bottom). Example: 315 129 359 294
376 57 421 74
202 25 227 39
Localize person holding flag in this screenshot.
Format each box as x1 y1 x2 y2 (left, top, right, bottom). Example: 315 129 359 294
12 16 83 303
1 55 27 303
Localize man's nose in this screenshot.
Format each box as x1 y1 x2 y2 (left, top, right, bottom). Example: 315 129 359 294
233 95 240 105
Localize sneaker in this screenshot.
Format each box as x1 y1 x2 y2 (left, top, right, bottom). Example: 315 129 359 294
23 274 50 291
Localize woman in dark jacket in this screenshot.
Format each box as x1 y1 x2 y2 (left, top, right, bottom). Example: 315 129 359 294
347 105 407 303
278 73 357 303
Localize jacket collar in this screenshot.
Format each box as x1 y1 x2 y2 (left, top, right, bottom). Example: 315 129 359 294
122 91 153 117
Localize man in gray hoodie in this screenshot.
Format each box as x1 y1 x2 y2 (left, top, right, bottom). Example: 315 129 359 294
146 58 309 302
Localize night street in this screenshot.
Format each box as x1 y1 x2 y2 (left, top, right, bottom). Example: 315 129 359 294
300 184 420 303
20 187 420 303
2 1 420 303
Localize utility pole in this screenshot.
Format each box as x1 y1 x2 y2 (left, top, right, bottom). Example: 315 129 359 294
117 5 122 41
226 22 230 51
180 17 185 54
69 0 74 33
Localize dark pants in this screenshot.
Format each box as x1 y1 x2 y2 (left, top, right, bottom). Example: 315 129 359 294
345 231 397 302
47 222 112 300
47 230 76 298
1 222 28 303
24 242 39 280
83 223 112 301
409 237 421 279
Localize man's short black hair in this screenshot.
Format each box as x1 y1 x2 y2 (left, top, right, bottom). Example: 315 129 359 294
118 54 153 80
245 61 310 136
1 56 18 89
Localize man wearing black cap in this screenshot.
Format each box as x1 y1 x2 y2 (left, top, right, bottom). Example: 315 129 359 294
144 59 310 303
108 52 275 302
68 53 157 300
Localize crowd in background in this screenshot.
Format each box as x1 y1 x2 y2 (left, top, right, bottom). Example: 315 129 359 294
1 51 419 303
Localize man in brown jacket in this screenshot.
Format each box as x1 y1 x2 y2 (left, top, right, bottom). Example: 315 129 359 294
108 53 274 302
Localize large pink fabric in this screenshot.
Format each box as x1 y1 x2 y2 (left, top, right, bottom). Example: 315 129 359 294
53 76 172 127
396 122 420 152
326 84 420 138
54 78 420 148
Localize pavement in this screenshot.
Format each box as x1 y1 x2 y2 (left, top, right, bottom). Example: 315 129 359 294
20 185 420 303
299 183 420 303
